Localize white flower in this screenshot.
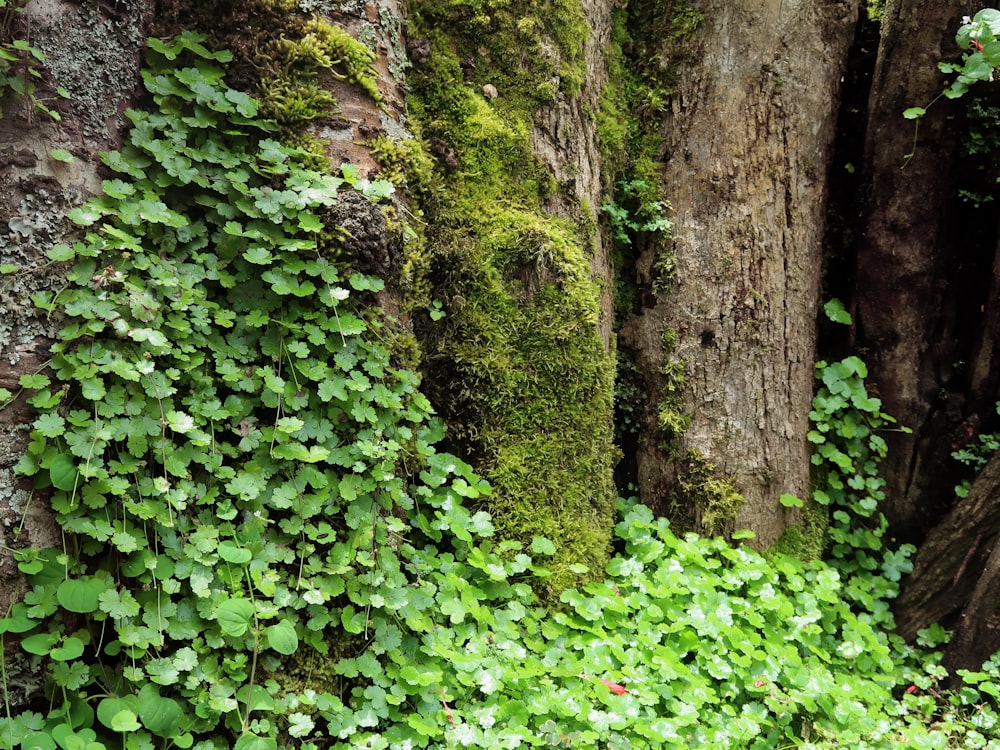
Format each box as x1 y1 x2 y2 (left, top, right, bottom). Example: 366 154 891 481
963 15 973 25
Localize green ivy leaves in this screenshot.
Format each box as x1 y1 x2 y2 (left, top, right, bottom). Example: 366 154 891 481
808 352 916 616
0 30 455 750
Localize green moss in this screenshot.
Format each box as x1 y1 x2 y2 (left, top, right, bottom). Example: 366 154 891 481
414 0 588 111
864 0 885 22
670 450 745 538
401 0 618 593
657 328 689 447
151 3 381 133
367 135 435 196
769 499 829 561
417 207 617 587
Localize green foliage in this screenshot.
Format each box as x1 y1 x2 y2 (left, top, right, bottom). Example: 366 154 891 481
604 176 675 322
0 0 67 120
951 401 1000 498
939 10 1000 102
823 297 853 325
8 16 1000 750
905 9 1000 122
0 32 447 750
808 355 915 618
601 179 672 248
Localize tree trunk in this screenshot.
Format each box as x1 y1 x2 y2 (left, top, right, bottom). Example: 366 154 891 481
0 0 153 611
890 451 1000 678
851 0 977 542
849 0 1000 673
619 0 856 545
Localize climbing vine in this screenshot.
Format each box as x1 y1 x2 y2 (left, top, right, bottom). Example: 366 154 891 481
0 31 496 750
0 0 67 120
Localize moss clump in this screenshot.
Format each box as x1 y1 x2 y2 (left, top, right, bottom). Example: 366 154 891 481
864 0 885 22
403 1 617 592
657 328 689 446
151 1 380 133
414 0 588 111
670 450 745 538
367 135 435 197
769 499 829 561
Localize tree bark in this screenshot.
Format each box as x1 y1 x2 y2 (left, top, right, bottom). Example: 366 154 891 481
850 0 1000 672
852 0 978 542
891 451 1000 677
620 0 856 545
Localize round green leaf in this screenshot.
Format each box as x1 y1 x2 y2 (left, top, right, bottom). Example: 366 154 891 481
217 541 253 565
265 619 298 655
57 577 106 613
26 548 64 586
137 685 185 737
779 493 804 509
237 684 276 713
121 549 155 578
110 710 141 732
0 603 40 634
97 696 141 731
530 536 557 556
48 452 79 492
234 733 277 750
215 597 255 637
49 636 86 661
21 731 56 750
21 632 55 655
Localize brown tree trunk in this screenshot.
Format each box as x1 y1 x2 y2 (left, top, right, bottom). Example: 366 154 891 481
852 0 975 542
0 0 153 614
892 451 1000 676
0 0 156 709
619 0 856 545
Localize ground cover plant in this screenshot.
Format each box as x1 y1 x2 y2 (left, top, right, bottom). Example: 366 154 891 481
3 22 1000 750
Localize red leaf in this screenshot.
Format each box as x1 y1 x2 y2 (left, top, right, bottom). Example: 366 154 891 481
598 677 627 695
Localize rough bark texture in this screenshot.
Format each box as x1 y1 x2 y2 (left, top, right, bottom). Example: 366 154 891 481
531 0 615 344
852 0 975 542
892 452 1000 671
620 0 856 545
0 0 150 614
0 0 152 707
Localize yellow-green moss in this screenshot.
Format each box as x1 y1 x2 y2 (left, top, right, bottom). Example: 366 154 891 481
151 3 381 134
670 450 745 538
260 16 383 129
401 0 618 593
657 328 689 446
769 499 829 561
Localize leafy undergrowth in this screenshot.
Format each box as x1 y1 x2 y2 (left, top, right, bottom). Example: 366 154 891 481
1 28 1000 750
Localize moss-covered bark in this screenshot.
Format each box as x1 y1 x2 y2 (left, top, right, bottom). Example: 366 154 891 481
398 0 618 589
